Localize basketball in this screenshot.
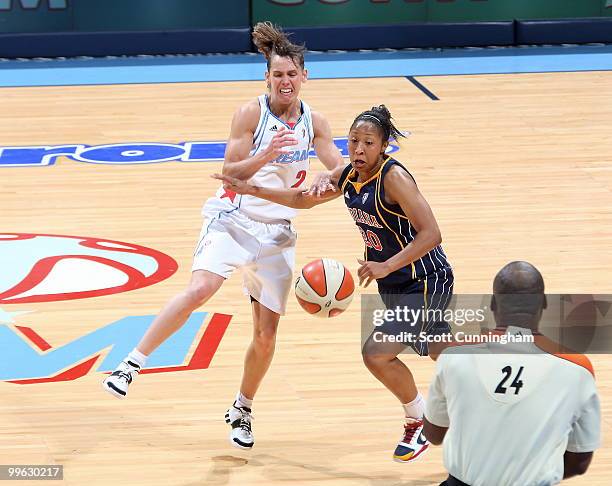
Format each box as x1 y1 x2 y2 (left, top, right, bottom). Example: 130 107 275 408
295 258 355 317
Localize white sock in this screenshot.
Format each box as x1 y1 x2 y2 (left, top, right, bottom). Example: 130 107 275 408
402 393 426 419
127 348 148 368
235 391 253 409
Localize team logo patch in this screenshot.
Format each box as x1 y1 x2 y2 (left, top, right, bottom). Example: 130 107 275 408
0 233 177 304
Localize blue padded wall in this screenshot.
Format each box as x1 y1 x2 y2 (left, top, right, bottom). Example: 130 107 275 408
0 28 251 58
287 22 515 51
516 18 612 45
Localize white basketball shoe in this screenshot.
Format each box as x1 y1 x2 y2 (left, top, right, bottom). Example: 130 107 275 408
102 359 141 398
225 402 254 449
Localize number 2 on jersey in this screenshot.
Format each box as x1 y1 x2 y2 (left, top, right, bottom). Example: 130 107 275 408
292 170 307 188
495 365 525 395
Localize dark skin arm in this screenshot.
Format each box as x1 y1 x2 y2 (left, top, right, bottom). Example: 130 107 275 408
563 451 593 478
422 417 448 446
357 165 442 287
212 163 347 209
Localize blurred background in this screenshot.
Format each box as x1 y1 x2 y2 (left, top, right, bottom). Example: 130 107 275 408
1 0 612 58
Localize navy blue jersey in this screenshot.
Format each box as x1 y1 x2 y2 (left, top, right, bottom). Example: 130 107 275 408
338 156 451 288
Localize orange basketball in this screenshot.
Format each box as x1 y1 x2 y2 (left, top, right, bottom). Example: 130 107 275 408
295 258 355 317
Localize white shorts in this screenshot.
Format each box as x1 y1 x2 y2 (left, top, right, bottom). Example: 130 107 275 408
192 203 297 315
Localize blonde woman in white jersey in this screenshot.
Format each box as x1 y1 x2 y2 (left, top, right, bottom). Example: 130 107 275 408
103 22 344 449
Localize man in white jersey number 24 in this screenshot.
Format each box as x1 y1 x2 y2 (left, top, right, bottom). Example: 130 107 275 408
103 22 344 450
424 261 600 486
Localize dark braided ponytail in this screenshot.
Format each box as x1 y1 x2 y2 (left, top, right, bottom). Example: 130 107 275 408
352 105 405 143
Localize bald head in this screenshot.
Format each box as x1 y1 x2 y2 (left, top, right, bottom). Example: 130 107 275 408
492 261 546 329
493 261 544 295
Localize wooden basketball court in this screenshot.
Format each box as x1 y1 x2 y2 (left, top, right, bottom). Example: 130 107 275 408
1 72 611 485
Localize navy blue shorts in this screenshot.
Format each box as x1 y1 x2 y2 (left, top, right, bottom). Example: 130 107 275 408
375 266 454 356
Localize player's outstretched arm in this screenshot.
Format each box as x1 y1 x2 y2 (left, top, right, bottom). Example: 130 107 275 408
212 173 341 209
222 101 298 180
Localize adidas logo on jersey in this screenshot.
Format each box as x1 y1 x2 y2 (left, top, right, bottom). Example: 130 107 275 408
345 192 350 199
362 193 369 204
270 125 278 131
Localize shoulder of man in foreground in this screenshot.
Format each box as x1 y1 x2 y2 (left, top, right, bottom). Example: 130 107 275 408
532 334 595 378
437 335 596 379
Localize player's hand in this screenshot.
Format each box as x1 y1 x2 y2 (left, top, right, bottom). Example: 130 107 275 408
265 128 298 162
306 170 336 196
211 173 255 195
357 259 391 287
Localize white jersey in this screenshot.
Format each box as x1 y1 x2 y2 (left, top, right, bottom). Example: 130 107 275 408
426 326 600 486
210 94 314 223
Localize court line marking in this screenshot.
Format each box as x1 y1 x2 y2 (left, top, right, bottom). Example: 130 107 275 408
406 76 439 101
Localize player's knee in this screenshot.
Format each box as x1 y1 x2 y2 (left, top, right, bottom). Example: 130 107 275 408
185 281 217 308
253 326 277 353
362 352 388 372
427 341 447 361
361 342 375 368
